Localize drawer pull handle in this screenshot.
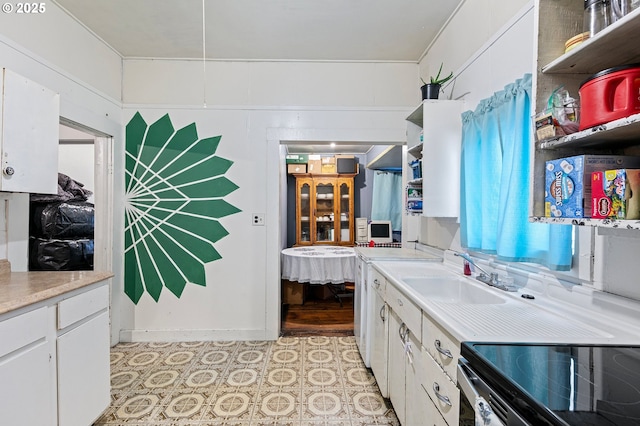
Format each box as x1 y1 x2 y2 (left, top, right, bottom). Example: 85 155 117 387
397 298 403 307
374 279 380 288
379 305 386 322
434 339 453 359
433 382 452 406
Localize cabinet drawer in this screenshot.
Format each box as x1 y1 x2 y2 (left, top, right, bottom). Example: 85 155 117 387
0 306 48 358
421 384 449 426
422 312 460 381
386 281 421 337
58 284 109 330
371 268 386 298
420 349 460 426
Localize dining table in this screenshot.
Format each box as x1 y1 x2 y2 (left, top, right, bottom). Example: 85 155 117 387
281 246 356 285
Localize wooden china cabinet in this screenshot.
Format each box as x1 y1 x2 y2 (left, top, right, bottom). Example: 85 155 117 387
293 173 356 246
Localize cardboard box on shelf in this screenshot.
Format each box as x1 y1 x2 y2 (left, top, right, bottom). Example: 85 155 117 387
287 163 307 174
592 169 640 219
285 154 308 164
321 163 337 174
307 159 322 173
321 156 336 164
545 155 640 218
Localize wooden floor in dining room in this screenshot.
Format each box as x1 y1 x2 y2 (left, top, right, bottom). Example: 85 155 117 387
281 281 354 337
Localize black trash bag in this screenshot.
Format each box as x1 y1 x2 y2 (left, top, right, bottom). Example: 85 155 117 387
29 237 94 271
30 173 93 203
30 201 94 239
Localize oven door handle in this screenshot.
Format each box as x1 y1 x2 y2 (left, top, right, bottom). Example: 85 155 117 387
457 361 480 401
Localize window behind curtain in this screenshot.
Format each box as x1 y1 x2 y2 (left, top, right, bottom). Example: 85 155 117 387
459 73 573 270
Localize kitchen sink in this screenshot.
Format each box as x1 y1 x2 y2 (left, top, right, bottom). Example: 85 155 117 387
401 276 507 304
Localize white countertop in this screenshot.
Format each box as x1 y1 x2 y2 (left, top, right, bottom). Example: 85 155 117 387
355 247 441 262
373 259 640 345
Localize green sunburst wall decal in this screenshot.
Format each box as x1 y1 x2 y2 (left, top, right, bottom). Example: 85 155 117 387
125 112 241 304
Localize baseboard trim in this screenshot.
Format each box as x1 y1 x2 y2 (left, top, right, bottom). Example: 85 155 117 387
119 329 274 342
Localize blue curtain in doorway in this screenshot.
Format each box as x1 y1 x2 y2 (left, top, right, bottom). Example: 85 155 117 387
371 171 402 231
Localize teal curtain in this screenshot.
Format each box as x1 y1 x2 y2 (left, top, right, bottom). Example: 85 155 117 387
371 171 402 231
460 74 572 270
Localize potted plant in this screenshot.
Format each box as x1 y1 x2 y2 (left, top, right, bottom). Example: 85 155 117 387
421 63 454 100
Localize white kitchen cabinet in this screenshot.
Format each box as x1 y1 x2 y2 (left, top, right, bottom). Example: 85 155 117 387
420 311 461 426
420 348 460 426
0 306 55 426
0 279 110 426
405 100 464 218
386 277 426 426
0 68 59 194
57 285 110 426
404 330 427 426
370 285 389 398
422 311 460 381
388 308 407 425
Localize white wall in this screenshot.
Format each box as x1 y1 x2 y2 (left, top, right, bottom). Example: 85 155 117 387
0 3 125 343
121 59 415 340
416 2 535 251
419 0 532 87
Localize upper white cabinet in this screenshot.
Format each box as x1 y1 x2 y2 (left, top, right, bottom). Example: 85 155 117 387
531 2 640 229
405 100 464 218
1 68 59 194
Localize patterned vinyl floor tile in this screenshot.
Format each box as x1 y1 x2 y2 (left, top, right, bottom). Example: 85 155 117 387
93 336 399 426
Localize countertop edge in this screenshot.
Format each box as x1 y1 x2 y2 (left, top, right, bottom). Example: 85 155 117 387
0 271 114 316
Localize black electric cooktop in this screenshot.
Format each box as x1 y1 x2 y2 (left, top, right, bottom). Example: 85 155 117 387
461 342 640 426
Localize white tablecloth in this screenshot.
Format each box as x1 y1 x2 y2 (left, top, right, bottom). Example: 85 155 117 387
281 246 356 284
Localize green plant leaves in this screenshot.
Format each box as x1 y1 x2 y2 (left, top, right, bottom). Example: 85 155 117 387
124 112 241 304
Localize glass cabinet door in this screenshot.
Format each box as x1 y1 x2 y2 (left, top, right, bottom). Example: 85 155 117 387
338 182 351 243
314 181 335 243
299 182 311 243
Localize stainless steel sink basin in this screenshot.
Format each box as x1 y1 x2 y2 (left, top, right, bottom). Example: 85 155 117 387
402 276 507 304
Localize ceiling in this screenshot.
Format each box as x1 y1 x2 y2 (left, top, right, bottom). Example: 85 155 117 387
53 0 462 62
53 0 462 158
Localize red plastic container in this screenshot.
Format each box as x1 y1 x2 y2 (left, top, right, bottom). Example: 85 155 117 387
579 64 640 130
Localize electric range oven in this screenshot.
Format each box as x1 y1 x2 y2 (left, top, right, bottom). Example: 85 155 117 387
457 342 640 426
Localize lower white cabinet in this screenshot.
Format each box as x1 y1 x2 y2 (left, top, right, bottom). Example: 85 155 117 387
370 289 389 397
388 309 407 425
386 288 426 426
368 267 462 426
57 284 110 426
0 307 55 426
0 280 110 426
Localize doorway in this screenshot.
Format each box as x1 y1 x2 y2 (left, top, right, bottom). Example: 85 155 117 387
278 139 404 337
58 118 114 274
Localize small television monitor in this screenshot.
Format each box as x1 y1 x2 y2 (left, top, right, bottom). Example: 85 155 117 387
367 220 393 244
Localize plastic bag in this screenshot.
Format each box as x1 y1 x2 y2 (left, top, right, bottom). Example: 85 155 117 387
29 237 94 271
30 201 94 239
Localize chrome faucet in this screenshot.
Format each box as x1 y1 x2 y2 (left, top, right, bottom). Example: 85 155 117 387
453 252 517 292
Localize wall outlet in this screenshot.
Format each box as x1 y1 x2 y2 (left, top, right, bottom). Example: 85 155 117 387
252 214 265 226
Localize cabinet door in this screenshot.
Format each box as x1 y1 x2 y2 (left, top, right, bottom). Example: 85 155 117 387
296 177 313 245
388 309 406 425
0 307 54 426
370 290 389 397
313 177 337 243
337 177 354 244
1 68 59 194
405 339 430 426
57 311 110 426
421 100 464 218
